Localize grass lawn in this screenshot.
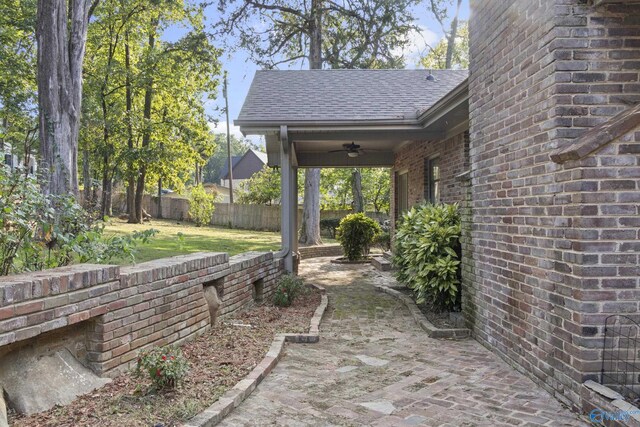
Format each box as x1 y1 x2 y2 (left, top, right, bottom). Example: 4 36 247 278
104 218 282 264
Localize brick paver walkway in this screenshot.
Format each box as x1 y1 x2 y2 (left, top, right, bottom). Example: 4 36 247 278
220 258 588 426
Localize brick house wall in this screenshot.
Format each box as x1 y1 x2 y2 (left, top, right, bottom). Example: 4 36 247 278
391 131 470 227
468 0 640 410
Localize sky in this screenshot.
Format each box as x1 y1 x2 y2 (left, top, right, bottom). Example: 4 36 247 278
166 1 470 145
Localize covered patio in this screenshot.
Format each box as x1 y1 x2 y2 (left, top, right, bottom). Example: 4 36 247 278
235 69 469 272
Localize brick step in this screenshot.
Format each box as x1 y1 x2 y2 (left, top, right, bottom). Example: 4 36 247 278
371 256 392 272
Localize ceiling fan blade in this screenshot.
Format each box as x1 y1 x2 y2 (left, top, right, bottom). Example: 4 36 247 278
328 149 346 153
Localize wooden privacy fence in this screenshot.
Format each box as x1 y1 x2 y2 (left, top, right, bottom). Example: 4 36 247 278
110 193 388 232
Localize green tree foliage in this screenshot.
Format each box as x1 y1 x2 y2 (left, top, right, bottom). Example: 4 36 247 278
320 168 390 213
80 0 221 220
336 212 381 261
0 0 38 159
393 203 461 311
238 166 281 205
361 168 390 214
423 0 466 69
421 21 468 70
188 184 216 226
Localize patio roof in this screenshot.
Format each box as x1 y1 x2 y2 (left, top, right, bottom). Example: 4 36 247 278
235 69 469 168
236 69 468 127
234 69 469 272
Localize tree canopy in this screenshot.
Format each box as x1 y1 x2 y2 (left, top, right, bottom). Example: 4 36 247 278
421 21 468 69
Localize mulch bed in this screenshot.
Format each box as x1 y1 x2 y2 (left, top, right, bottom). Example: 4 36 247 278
395 287 458 329
9 287 321 427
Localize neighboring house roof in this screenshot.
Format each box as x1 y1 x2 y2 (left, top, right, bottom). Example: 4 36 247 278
250 149 268 164
220 149 268 180
236 69 469 126
219 155 242 180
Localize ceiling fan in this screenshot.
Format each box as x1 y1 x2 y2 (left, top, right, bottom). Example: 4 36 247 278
329 142 363 158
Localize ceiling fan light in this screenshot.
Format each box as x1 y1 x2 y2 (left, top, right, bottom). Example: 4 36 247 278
347 151 359 158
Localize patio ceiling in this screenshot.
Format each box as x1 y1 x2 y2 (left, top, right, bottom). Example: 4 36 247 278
236 69 469 168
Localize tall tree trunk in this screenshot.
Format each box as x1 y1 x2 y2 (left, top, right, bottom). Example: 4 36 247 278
101 156 109 217
444 0 462 69
134 24 156 223
351 169 364 213
100 173 112 217
125 31 138 223
36 0 94 196
82 148 91 208
100 84 112 218
300 168 322 245
299 0 323 245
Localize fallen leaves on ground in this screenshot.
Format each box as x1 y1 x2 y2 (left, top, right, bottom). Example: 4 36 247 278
10 288 321 427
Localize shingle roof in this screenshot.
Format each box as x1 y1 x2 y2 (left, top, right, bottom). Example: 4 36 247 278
220 150 268 179
220 156 242 179
249 149 268 164
236 69 469 125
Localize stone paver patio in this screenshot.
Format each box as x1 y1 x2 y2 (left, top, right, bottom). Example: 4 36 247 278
220 258 588 426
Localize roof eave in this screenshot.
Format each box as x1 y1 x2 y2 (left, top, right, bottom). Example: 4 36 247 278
236 118 425 136
417 78 469 128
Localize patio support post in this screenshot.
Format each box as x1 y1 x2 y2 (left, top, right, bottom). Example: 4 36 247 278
279 125 297 273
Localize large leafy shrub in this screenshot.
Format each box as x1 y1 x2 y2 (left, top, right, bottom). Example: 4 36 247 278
336 213 381 261
0 167 156 276
393 203 461 311
188 184 216 226
134 345 189 390
273 274 304 307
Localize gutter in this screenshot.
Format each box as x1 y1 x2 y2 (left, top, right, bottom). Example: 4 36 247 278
417 78 469 128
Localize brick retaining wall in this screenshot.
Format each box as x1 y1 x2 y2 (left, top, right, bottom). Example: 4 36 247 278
0 251 284 377
298 245 343 260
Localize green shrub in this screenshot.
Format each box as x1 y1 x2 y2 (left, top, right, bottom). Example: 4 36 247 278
134 345 189 391
319 218 341 238
273 274 304 307
0 166 157 275
336 213 381 261
393 203 461 311
188 184 215 227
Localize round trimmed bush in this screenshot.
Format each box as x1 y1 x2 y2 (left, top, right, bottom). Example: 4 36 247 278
336 213 381 261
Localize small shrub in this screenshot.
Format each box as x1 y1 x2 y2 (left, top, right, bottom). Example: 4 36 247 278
393 203 461 311
134 345 189 390
188 184 215 227
0 166 157 275
319 218 341 238
336 213 381 261
273 274 304 307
